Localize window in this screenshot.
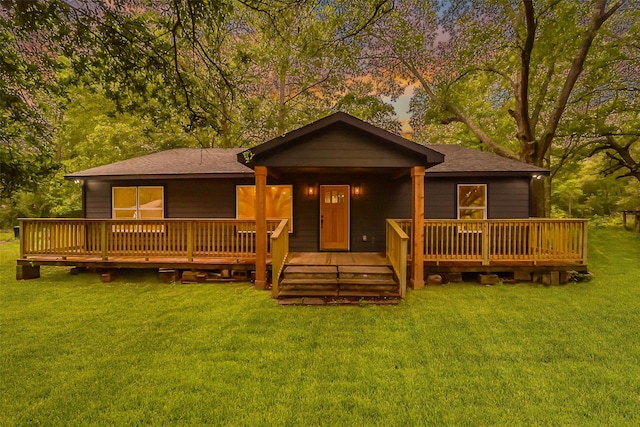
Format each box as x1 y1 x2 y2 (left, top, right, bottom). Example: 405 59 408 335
112 186 164 219
457 184 487 220
324 190 346 204
237 185 293 229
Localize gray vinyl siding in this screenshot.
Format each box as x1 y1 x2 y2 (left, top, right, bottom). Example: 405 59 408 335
424 177 530 219
286 173 410 252
259 125 424 168
83 175 531 251
166 179 253 218
85 181 113 219
84 178 254 219
424 180 456 218
488 179 529 218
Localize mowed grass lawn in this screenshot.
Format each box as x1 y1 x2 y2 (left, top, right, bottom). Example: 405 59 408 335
1 228 639 426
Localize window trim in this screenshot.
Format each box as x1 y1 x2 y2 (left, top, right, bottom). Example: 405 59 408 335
457 184 487 233
456 183 487 220
112 186 165 232
236 184 293 232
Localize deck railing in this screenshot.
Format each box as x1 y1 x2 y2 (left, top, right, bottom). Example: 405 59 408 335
19 218 281 261
395 218 588 265
270 219 290 298
386 219 409 297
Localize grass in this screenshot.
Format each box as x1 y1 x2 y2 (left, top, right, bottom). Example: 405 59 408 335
1 227 639 426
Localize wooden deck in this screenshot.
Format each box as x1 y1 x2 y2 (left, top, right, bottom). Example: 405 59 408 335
16 217 589 290
286 252 389 267
17 254 266 271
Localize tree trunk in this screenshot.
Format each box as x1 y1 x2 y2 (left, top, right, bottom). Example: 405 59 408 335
277 70 287 135
530 178 547 217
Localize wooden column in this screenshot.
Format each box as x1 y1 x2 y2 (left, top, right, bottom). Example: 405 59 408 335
254 166 268 289
411 166 425 289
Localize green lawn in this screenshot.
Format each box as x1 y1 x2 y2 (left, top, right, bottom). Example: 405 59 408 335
1 227 639 426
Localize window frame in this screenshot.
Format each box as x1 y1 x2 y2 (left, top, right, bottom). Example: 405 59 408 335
236 184 293 232
457 184 487 233
112 186 165 232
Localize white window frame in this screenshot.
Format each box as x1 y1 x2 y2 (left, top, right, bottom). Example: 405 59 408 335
457 184 487 233
236 185 293 232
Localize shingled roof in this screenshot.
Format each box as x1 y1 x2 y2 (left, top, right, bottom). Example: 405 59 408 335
424 144 548 177
65 136 548 181
66 148 253 180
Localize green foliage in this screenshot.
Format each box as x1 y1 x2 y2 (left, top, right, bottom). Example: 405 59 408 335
1 227 639 425
2 0 636 217
0 86 201 227
0 14 60 198
552 154 640 219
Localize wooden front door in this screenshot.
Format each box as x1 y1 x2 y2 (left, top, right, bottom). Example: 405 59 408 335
320 185 350 250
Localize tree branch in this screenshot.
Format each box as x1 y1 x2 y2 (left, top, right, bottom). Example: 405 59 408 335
537 0 627 163
514 0 535 146
399 55 518 159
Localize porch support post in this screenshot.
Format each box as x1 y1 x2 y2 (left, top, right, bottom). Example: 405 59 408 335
255 166 268 290
411 166 425 289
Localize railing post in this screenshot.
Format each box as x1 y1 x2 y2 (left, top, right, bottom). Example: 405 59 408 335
19 220 25 258
187 220 194 262
399 233 407 298
411 166 425 289
254 166 268 289
101 222 108 261
582 220 588 265
270 219 289 299
482 220 490 265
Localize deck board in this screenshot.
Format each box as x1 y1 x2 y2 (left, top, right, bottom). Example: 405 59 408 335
18 251 587 274
287 252 388 266
18 254 267 270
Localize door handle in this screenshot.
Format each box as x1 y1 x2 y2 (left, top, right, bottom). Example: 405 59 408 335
321 215 324 228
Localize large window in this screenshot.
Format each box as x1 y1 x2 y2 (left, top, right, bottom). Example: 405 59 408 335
457 184 487 220
237 185 293 228
112 186 164 219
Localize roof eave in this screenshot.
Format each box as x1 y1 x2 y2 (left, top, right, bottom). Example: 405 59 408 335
64 172 254 181
424 170 550 178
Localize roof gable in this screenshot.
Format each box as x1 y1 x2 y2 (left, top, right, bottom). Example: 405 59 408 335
237 112 445 169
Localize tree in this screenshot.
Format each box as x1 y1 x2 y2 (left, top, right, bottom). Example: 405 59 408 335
564 8 640 183
366 0 630 216
0 9 60 198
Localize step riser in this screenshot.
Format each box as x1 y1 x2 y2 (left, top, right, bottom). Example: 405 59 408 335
278 282 399 298
279 264 398 299
284 272 337 280
280 284 339 291
340 285 398 292
339 272 394 280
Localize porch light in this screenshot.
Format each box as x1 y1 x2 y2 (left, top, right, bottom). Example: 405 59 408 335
532 174 544 180
305 185 316 197
73 180 81 184
352 186 362 197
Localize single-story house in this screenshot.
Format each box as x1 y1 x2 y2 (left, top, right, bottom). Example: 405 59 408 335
18 113 588 299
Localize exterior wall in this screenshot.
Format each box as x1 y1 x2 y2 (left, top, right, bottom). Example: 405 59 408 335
166 178 254 218
83 175 531 252
283 173 410 252
84 178 254 219
85 180 113 218
424 177 531 219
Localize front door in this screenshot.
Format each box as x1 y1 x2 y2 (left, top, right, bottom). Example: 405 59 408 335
320 185 350 250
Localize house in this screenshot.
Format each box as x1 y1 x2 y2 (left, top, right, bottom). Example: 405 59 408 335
17 113 588 299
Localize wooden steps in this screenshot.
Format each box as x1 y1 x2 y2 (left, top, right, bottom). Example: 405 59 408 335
278 264 400 304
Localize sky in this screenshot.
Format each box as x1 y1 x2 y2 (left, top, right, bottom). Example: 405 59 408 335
387 86 414 133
